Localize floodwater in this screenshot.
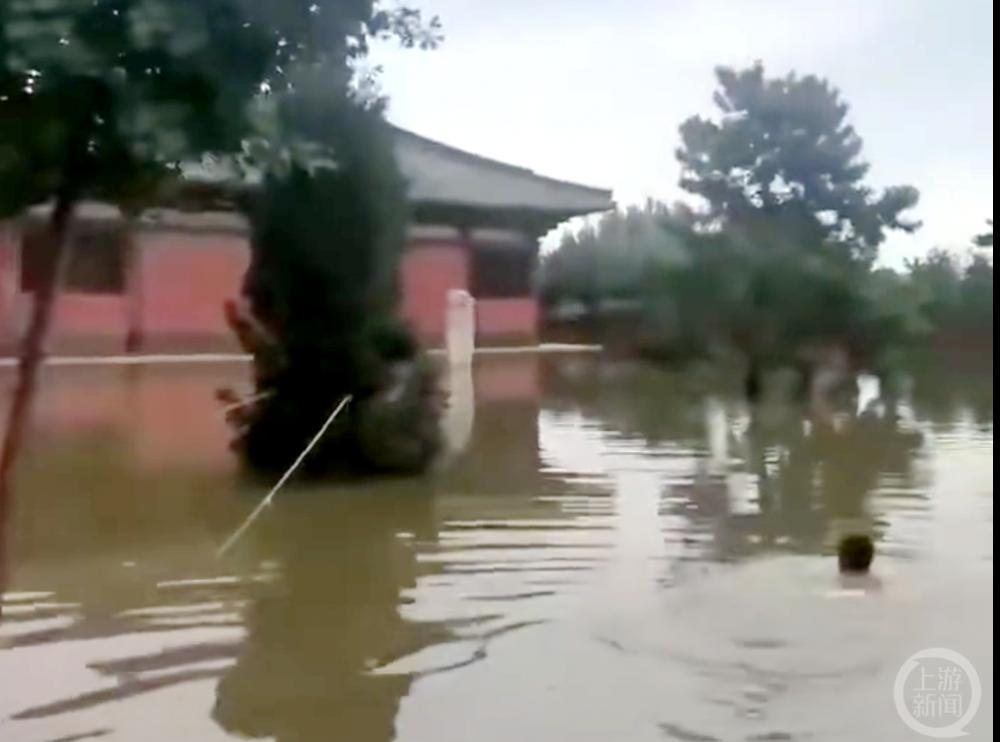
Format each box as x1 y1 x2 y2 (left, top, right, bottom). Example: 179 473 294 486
0 355 993 741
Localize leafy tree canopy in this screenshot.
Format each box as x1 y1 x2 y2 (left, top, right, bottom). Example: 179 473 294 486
540 202 690 310
973 219 993 248
0 0 440 214
677 63 919 263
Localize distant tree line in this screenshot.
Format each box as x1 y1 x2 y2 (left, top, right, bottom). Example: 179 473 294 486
541 64 992 376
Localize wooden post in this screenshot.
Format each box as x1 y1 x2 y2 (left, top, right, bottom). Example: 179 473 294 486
124 227 143 353
0 195 76 518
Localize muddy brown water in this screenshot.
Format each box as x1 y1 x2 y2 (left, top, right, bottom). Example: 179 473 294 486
0 355 993 741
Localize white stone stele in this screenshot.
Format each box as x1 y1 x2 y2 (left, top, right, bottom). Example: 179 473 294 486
445 288 476 368
440 359 474 461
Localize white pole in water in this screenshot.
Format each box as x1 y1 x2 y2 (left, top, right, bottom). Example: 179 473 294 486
446 289 475 367
216 394 352 557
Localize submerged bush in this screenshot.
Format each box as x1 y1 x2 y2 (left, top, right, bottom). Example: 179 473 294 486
223 109 440 476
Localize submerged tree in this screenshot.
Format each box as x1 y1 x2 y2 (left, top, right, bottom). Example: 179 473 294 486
227 87 442 475
674 63 921 381
221 23 443 476
677 63 920 262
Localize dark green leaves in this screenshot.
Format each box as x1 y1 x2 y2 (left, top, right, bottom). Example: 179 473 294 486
677 62 919 262
0 0 442 215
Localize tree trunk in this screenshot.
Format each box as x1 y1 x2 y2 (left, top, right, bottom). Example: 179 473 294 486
0 194 76 519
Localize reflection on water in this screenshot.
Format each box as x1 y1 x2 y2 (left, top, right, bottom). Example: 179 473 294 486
0 355 993 741
213 485 437 742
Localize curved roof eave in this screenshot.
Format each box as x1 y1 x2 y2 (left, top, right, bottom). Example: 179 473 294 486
392 126 613 217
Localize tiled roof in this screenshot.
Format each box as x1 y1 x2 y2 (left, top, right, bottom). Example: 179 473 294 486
181 126 613 217
393 128 612 215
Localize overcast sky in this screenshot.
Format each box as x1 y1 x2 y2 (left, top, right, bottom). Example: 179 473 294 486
371 0 993 265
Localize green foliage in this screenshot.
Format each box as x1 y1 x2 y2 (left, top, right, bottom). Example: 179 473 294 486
0 0 441 212
539 201 689 312
677 62 920 264
243 93 407 339
542 64 991 373
906 247 993 337
542 203 990 365
959 253 994 327
2 0 258 211
237 104 409 415
672 63 923 368
904 249 963 325
239 151 440 476
226 12 442 476
973 219 993 248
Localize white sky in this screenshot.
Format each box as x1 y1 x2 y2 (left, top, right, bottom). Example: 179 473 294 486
371 0 993 266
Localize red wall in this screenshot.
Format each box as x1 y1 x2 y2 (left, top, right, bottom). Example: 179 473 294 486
476 298 538 344
399 243 539 345
135 231 248 351
0 224 133 353
400 242 469 344
0 225 540 353
50 293 130 340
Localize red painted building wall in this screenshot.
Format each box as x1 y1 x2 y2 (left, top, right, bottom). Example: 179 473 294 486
0 222 135 353
134 230 248 352
48 294 131 350
0 221 539 354
399 242 469 345
476 298 538 344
